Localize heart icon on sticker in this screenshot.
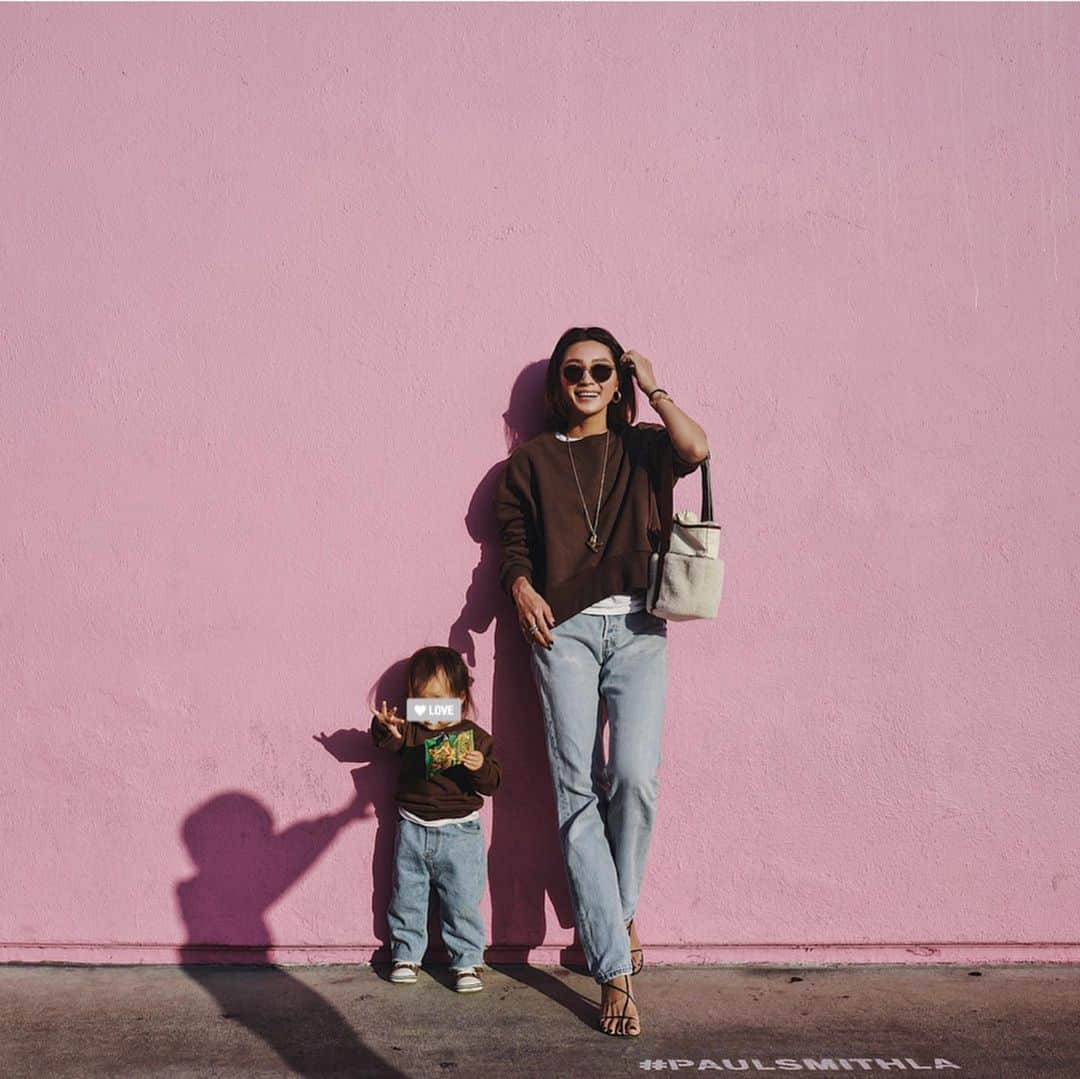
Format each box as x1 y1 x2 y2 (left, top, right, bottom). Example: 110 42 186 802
413 704 426 716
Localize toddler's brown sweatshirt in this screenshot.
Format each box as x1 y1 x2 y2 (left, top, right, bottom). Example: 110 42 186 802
370 715 501 821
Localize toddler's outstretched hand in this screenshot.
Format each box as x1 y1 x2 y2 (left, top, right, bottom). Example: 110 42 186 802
372 700 405 738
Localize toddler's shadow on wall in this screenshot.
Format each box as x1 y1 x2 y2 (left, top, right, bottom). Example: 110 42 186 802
175 777 405 1077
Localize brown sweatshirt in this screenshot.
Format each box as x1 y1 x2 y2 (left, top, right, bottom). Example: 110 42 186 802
493 421 702 626
370 715 501 821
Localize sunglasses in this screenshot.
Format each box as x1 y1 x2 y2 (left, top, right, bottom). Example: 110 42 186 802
561 362 615 385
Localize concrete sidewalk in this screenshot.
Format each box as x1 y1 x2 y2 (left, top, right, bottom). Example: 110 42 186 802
1 962 1077 1078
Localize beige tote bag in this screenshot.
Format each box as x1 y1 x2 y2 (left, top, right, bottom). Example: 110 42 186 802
647 453 724 620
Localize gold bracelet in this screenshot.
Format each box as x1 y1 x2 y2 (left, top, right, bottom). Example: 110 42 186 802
649 390 674 408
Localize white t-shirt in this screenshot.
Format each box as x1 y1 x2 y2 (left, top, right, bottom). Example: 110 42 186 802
554 430 647 616
398 807 481 828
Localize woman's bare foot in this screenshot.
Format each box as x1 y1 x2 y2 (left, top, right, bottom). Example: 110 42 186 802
627 918 643 975
599 973 641 1036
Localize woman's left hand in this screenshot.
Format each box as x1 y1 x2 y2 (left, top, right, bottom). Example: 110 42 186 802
462 749 485 771
619 349 658 397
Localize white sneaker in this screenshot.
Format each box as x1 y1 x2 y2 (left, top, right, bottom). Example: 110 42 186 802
390 962 419 984
454 967 483 993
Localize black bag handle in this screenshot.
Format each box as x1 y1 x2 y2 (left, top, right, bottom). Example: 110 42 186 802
657 450 715 551
699 454 713 522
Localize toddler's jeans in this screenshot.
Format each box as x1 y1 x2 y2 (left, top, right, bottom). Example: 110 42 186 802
387 815 487 972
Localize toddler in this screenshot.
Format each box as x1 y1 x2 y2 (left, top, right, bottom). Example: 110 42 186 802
370 645 501 992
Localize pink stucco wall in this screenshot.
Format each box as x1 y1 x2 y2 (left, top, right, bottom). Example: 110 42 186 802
2 5 1078 966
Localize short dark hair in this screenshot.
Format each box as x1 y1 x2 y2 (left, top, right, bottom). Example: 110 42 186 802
405 645 476 719
544 326 638 432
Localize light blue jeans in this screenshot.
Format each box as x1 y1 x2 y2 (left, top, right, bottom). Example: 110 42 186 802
529 607 669 983
387 816 487 972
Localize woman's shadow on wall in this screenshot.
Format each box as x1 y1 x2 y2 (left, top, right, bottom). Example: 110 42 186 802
175 767 407 1077
320 361 592 1021
321 361 580 974
445 360 577 961
174 361 599 1056
447 362 600 1019
445 361 594 1019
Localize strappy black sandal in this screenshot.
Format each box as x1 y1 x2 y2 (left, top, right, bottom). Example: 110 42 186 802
627 918 644 976
599 974 641 1037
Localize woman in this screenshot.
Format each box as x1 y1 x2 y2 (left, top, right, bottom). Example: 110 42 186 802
493 326 709 1036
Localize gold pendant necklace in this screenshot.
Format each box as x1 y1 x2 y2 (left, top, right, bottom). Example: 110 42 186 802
566 430 610 552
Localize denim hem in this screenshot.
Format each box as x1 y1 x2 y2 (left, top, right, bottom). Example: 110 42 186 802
594 965 634 984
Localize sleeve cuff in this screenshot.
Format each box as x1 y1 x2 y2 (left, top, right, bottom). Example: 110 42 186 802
473 757 499 792
502 566 532 594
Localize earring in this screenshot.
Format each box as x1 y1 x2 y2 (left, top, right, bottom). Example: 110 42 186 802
612 389 622 403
